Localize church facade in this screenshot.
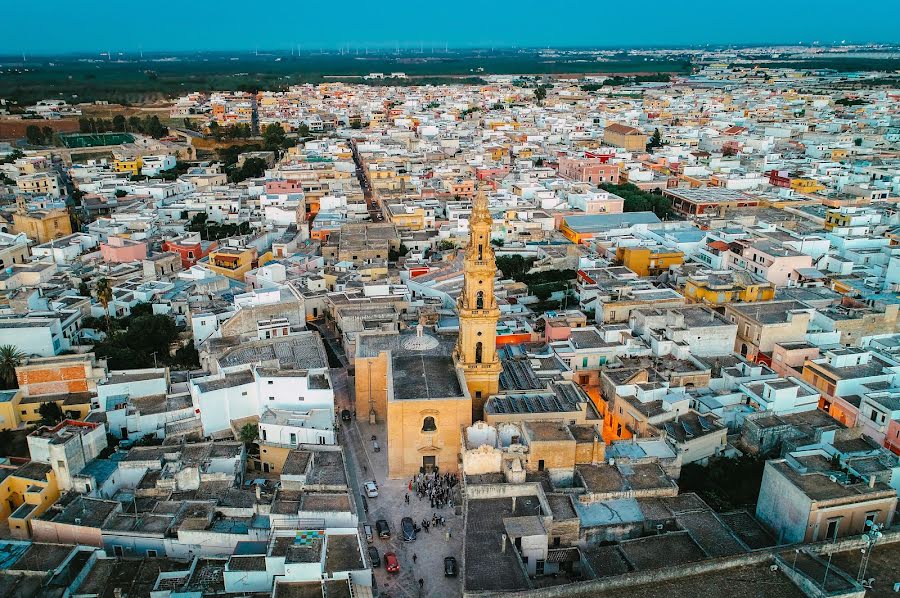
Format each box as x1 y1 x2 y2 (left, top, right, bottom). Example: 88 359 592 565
353 187 502 478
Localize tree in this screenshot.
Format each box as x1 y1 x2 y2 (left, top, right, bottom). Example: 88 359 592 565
38 401 65 426
0 429 14 457
0 345 26 389
25 125 44 145
533 86 547 102
239 423 258 445
115 189 127 198
437 240 455 252
263 123 287 150
78 282 90 297
112 114 126 132
854 137 863 147
229 157 268 183
42 126 55 145
298 123 310 137
490 238 504 247
95 278 113 333
647 128 662 151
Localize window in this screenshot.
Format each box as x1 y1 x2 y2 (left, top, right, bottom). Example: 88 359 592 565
475 342 483 364
289 433 297 445
475 290 484 309
825 519 840 541
147 549 158 557
269 396 275 401
538 459 545 471
475 391 482 399
864 513 877 530
268 380 274 385
422 416 437 432
113 546 124 557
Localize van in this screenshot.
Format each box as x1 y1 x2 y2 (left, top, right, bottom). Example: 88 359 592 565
363 524 373 544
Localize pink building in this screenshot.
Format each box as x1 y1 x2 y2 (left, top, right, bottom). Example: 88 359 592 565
725 239 812 287
770 341 820 378
540 310 589 341
558 157 620 185
265 180 303 194
100 236 148 263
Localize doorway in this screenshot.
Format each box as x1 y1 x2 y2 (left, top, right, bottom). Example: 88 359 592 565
422 455 436 473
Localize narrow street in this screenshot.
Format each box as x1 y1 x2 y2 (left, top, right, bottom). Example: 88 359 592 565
337 369 464 598
350 139 384 222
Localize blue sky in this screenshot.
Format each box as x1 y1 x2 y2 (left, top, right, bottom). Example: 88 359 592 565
3 0 899 54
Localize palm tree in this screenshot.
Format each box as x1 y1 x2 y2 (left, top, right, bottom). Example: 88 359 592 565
95 278 113 333
0 345 26 389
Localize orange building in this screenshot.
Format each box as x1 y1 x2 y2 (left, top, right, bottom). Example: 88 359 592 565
16 354 107 397
615 246 684 277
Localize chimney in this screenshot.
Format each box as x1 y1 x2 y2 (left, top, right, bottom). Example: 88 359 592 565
868 475 876 489
511 496 516 512
255 483 262 500
501 533 507 553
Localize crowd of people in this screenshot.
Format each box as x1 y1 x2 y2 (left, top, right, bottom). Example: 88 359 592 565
407 471 459 509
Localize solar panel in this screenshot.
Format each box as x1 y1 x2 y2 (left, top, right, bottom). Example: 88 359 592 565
697 416 713 431
681 421 695 438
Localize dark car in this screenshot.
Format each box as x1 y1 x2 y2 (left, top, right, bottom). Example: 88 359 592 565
444 556 458 577
368 545 380 567
401 516 416 542
376 519 391 538
341 409 352 422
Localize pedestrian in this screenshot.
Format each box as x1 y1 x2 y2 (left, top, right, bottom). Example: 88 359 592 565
419 579 424 588
446 531 451 541
413 553 417 564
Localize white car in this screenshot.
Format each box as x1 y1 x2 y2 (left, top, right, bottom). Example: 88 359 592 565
364 481 378 498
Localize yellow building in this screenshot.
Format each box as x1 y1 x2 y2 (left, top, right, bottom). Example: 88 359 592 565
603 123 647 152
0 461 59 539
113 156 143 176
352 188 502 478
454 188 502 420
208 246 271 280
616 246 684 277
683 272 776 306
11 205 72 244
790 178 824 194
0 390 23 430
16 172 61 198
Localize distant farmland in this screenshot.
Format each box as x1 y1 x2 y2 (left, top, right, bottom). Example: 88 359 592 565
0 50 693 105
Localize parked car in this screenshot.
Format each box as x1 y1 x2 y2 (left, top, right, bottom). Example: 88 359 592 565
384 552 400 573
401 516 416 542
341 409 351 421
444 556 458 577
363 524 373 544
376 519 391 538
364 481 378 498
368 545 380 567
